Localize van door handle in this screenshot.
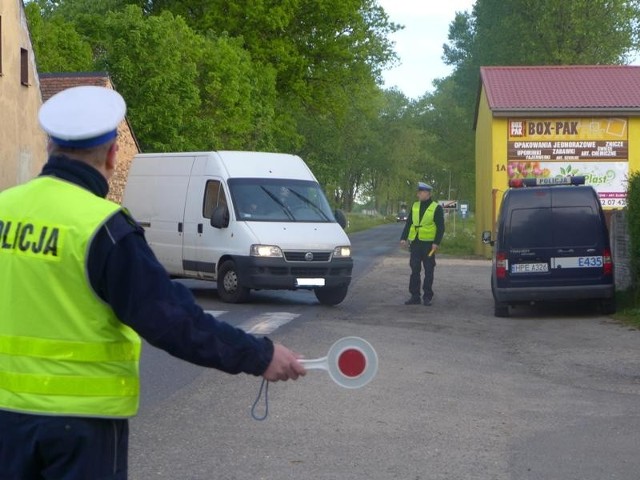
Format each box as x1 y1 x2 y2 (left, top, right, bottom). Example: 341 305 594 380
197 223 203 234
178 222 183 233
557 248 574 254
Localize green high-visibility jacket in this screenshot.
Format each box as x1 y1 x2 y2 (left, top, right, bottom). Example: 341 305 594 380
0 176 141 418
407 201 437 241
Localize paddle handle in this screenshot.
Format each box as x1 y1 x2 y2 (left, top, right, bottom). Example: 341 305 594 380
299 356 329 371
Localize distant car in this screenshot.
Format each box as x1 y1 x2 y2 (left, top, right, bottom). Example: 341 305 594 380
482 175 615 317
396 211 408 222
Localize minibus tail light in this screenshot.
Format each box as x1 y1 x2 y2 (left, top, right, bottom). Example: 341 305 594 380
603 248 613 276
496 252 508 279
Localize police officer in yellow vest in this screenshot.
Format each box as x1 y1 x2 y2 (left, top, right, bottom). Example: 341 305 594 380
0 86 305 479
400 182 445 305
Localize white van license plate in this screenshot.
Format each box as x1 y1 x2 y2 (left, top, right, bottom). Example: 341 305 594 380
296 278 325 287
511 263 548 273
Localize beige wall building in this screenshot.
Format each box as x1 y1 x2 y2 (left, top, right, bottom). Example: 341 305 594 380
0 0 47 192
40 73 141 204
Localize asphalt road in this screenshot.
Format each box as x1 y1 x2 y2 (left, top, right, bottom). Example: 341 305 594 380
130 224 640 479
136 223 403 410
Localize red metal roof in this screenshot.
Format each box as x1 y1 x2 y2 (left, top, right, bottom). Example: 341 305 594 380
39 72 110 102
480 65 640 112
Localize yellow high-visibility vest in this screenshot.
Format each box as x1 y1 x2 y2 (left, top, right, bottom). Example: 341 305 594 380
408 201 437 241
0 176 141 418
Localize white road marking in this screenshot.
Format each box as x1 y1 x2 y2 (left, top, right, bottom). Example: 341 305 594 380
241 312 300 335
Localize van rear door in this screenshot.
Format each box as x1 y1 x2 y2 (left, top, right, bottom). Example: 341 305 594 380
548 188 609 284
503 189 554 287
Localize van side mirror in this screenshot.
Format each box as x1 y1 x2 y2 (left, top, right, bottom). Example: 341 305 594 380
481 230 494 246
210 205 229 229
334 209 348 229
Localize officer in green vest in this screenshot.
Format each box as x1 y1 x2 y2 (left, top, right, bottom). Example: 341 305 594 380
400 182 445 305
0 86 305 479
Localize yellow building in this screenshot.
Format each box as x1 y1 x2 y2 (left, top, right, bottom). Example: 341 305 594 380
475 65 640 256
0 0 47 191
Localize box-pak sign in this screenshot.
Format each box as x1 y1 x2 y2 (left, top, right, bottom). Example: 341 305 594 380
527 121 579 136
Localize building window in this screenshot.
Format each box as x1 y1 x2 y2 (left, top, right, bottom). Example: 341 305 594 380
20 48 29 86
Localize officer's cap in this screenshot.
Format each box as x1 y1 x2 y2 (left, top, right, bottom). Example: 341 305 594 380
417 182 433 192
39 86 126 148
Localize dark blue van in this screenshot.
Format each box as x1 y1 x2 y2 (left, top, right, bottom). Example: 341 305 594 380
482 176 615 317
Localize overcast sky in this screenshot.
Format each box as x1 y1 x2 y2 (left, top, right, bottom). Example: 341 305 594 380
377 0 476 99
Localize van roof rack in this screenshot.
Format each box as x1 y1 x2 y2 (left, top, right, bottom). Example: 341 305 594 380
509 176 585 188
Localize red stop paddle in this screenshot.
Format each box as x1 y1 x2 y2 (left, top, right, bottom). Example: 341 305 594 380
300 336 378 389
251 337 378 420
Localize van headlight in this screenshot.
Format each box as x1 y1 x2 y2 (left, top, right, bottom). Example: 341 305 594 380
333 246 351 258
250 244 283 257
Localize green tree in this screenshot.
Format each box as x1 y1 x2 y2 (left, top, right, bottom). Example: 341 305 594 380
414 77 474 202
195 35 278 150
367 89 426 214
25 2 94 72
627 172 640 293
28 0 403 211
424 0 640 209
44 4 279 151
297 77 385 210
143 0 401 154
86 6 204 151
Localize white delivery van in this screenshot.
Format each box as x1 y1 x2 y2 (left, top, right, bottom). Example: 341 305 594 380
122 151 352 305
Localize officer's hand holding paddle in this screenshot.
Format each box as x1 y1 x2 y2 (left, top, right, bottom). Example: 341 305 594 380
263 343 306 382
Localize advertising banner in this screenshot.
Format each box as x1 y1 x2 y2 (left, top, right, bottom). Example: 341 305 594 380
507 118 628 208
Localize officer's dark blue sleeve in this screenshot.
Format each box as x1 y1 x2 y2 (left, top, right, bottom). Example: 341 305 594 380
87 211 274 375
400 213 412 240
434 205 445 245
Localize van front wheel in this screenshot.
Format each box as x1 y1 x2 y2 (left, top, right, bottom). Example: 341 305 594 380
314 286 348 306
217 261 250 303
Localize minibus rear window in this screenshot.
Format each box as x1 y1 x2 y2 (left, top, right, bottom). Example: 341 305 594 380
508 206 599 248
550 206 599 247
508 208 553 248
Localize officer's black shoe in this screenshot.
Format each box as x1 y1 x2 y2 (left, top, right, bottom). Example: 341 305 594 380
405 296 421 305
423 298 432 306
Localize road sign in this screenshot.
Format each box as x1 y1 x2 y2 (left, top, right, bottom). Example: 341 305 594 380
300 336 378 389
438 200 458 210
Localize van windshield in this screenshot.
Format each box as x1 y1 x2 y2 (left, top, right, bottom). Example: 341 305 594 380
228 178 336 223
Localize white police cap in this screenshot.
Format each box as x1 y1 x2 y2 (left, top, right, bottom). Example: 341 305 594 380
417 182 433 191
39 86 126 148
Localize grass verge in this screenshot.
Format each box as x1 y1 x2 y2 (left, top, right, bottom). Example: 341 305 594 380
345 213 393 234
440 214 477 257
612 289 640 329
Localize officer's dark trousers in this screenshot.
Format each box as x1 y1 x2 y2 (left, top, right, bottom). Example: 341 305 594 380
0 410 128 480
409 240 436 300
